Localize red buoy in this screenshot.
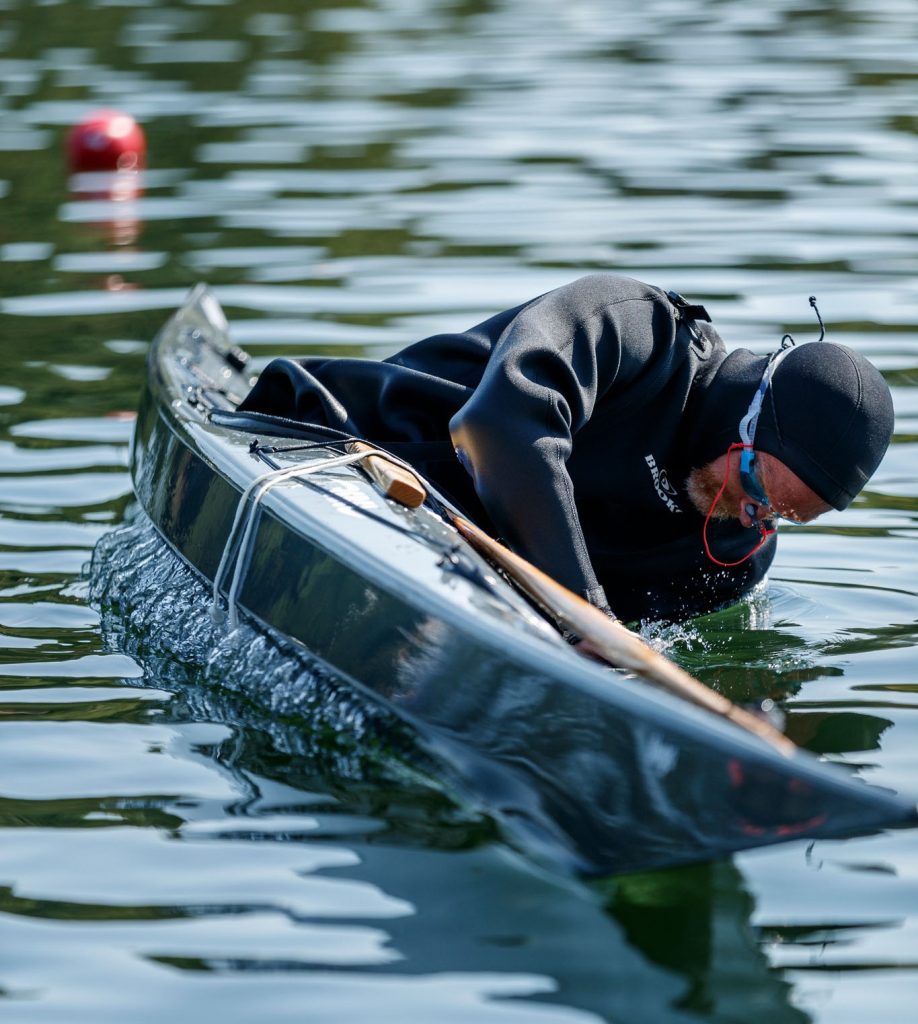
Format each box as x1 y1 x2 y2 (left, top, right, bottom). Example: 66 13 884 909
67 110 146 173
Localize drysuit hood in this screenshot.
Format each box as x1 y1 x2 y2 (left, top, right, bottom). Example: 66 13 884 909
753 341 894 510
689 342 894 510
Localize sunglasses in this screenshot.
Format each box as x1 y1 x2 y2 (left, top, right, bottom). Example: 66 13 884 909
739 446 770 509
739 445 809 525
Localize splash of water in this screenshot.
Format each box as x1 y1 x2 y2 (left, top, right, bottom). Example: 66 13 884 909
88 511 430 775
638 617 708 659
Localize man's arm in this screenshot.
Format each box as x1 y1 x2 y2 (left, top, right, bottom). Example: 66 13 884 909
449 274 673 613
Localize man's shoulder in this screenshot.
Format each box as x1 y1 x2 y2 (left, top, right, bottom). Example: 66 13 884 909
519 274 671 337
550 272 663 305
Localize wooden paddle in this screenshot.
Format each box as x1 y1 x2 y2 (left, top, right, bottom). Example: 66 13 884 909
450 514 795 755
350 442 795 756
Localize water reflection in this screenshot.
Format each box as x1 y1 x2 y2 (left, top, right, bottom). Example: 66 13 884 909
0 657 811 1024
601 863 809 1023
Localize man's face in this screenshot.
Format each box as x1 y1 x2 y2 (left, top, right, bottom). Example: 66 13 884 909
687 450 832 527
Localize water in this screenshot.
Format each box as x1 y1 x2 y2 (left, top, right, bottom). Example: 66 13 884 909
2 0 918 1020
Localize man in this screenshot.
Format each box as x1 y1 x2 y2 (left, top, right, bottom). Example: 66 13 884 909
238 274 894 623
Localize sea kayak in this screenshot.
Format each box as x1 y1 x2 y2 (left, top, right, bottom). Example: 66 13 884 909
124 283 916 875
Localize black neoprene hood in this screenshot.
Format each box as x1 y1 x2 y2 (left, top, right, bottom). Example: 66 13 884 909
753 341 894 510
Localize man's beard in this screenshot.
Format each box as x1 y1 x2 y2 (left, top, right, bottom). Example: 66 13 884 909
685 463 732 519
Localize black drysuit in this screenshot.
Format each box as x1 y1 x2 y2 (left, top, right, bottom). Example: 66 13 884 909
239 274 775 623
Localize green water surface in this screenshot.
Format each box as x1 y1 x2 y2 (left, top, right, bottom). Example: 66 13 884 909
1 1 917 1021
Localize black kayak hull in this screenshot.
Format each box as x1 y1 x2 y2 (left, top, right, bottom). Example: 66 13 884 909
127 285 916 876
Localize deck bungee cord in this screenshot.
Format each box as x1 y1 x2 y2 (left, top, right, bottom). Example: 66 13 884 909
211 449 370 629
210 437 522 632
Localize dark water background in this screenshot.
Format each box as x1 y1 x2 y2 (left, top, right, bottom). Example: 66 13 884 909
2 1 918 1021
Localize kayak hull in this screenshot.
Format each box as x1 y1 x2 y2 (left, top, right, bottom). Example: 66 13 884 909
124 285 916 876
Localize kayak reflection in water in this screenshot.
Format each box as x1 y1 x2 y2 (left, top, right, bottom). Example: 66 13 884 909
238 274 893 626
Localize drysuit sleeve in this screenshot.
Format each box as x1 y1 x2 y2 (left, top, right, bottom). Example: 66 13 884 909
449 275 671 614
